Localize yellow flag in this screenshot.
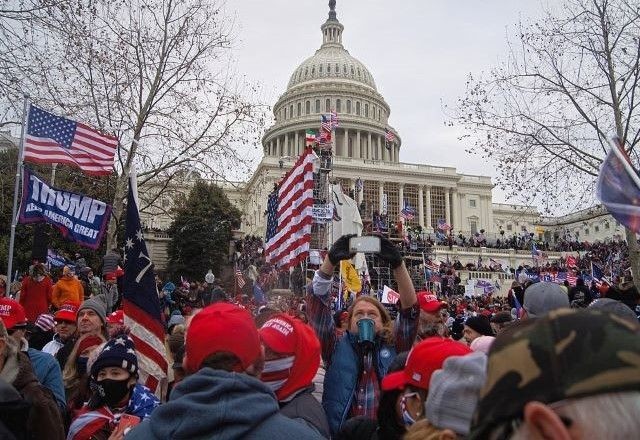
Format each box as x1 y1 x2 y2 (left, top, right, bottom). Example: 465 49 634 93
340 260 362 293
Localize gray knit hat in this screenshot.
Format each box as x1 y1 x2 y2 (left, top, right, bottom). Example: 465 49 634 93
78 297 107 325
523 282 569 317
426 352 487 436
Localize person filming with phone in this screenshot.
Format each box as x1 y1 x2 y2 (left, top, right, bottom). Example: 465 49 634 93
307 234 419 436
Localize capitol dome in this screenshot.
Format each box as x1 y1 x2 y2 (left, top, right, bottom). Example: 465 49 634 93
287 46 377 91
262 0 400 164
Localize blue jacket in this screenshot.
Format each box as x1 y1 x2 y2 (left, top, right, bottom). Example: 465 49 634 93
27 347 66 410
126 368 325 440
322 333 396 435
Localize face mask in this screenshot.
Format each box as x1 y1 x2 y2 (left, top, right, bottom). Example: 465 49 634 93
35 275 44 282
76 356 89 375
261 355 295 393
95 378 132 407
400 392 419 427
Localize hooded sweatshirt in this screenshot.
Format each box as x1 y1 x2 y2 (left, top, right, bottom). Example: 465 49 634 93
126 368 325 440
52 277 84 309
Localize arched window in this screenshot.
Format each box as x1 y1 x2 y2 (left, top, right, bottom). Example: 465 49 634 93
327 64 331 73
326 99 331 112
378 108 381 121
357 67 361 77
284 107 287 119
297 102 301 116
311 66 315 76
356 101 361 116
343 65 347 74
319 64 323 74
347 100 352 113
365 103 369 117
315 100 320 113
305 101 310 115
336 63 339 73
371 105 375 119
351 66 355 75
304 67 308 77
289 105 293 118
336 99 342 113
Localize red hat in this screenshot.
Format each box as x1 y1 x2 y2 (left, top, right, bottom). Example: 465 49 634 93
54 301 80 322
0 297 27 330
185 303 261 374
106 310 124 325
114 266 125 278
417 291 447 314
259 313 321 400
104 272 117 281
381 337 471 391
77 335 104 356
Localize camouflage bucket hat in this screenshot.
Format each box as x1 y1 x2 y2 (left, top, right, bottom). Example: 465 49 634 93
469 308 640 439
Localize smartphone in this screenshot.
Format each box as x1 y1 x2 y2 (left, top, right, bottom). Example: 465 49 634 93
349 236 381 253
115 414 141 436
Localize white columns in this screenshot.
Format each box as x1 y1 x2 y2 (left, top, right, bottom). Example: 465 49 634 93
445 188 451 225
418 186 425 228
487 195 495 232
367 132 372 159
356 130 361 158
357 180 364 204
379 135 384 161
452 188 459 231
398 183 405 213
425 186 432 231
276 136 281 157
284 133 289 156
378 181 384 213
343 128 349 158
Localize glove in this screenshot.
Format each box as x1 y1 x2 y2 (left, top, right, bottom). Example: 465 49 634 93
328 234 357 265
379 236 403 269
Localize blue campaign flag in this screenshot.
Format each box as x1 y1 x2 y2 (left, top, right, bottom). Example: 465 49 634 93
253 283 267 305
46 249 68 268
591 262 604 282
597 137 640 233
19 167 111 249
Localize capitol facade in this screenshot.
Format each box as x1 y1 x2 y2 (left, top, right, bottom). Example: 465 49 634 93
232 2 539 239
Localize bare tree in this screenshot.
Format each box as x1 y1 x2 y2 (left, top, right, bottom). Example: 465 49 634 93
455 0 640 281
0 0 265 248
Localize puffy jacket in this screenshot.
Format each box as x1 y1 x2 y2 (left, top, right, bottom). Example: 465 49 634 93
126 368 324 440
280 386 330 438
51 278 84 309
323 333 396 435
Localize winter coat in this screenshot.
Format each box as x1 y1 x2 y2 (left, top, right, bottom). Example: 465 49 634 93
280 386 330 438
126 368 325 440
52 277 84 309
101 252 120 276
0 377 31 440
26 347 66 410
323 333 396 436
0 351 65 440
42 334 66 357
19 276 53 322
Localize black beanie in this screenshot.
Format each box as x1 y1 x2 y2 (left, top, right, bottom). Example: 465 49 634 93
464 315 494 336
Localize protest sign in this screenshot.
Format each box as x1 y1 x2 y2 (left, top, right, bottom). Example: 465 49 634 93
19 168 111 249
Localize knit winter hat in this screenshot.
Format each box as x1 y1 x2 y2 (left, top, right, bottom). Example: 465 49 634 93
78 297 107 325
426 352 487 436
90 335 139 379
259 314 321 401
106 310 124 326
464 316 494 337
523 282 570 317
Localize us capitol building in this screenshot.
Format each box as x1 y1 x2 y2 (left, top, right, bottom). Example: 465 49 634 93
227 2 539 239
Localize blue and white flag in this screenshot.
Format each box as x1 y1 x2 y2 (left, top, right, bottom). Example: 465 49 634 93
19 167 111 249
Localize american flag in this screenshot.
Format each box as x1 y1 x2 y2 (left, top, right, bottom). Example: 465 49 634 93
235 267 246 289
321 114 332 133
264 147 315 269
384 127 395 142
437 218 451 231
426 259 440 272
24 105 118 176
400 202 416 220
123 171 168 399
330 110 339 129
566 272 577 286
318 130 332 150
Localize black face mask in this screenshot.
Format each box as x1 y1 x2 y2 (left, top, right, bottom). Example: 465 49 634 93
76 357 89 376
95 378 132 407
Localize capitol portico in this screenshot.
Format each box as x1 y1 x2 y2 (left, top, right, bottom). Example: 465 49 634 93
236 1 539 238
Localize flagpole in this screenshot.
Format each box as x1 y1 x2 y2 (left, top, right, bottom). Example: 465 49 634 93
7 95 29 282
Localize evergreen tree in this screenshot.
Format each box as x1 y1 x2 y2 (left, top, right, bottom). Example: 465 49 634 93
167 180 241 280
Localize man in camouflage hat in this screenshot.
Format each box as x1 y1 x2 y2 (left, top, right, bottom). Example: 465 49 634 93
470 309 640 439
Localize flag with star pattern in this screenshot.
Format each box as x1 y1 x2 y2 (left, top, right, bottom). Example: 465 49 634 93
24 104 118 175
123 172 168 399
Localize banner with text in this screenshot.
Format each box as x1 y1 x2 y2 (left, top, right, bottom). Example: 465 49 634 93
19 168 112 249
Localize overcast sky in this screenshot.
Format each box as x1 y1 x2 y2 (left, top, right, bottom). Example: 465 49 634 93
229 0 546 203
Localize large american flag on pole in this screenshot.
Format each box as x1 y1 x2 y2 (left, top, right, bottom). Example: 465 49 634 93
123 170 168 399
265 147 316 269
24 105 118 176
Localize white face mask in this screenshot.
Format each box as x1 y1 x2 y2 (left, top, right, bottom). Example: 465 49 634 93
35 275 45 282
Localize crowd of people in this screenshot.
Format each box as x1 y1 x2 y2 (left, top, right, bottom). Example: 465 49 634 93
1 232 640 439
